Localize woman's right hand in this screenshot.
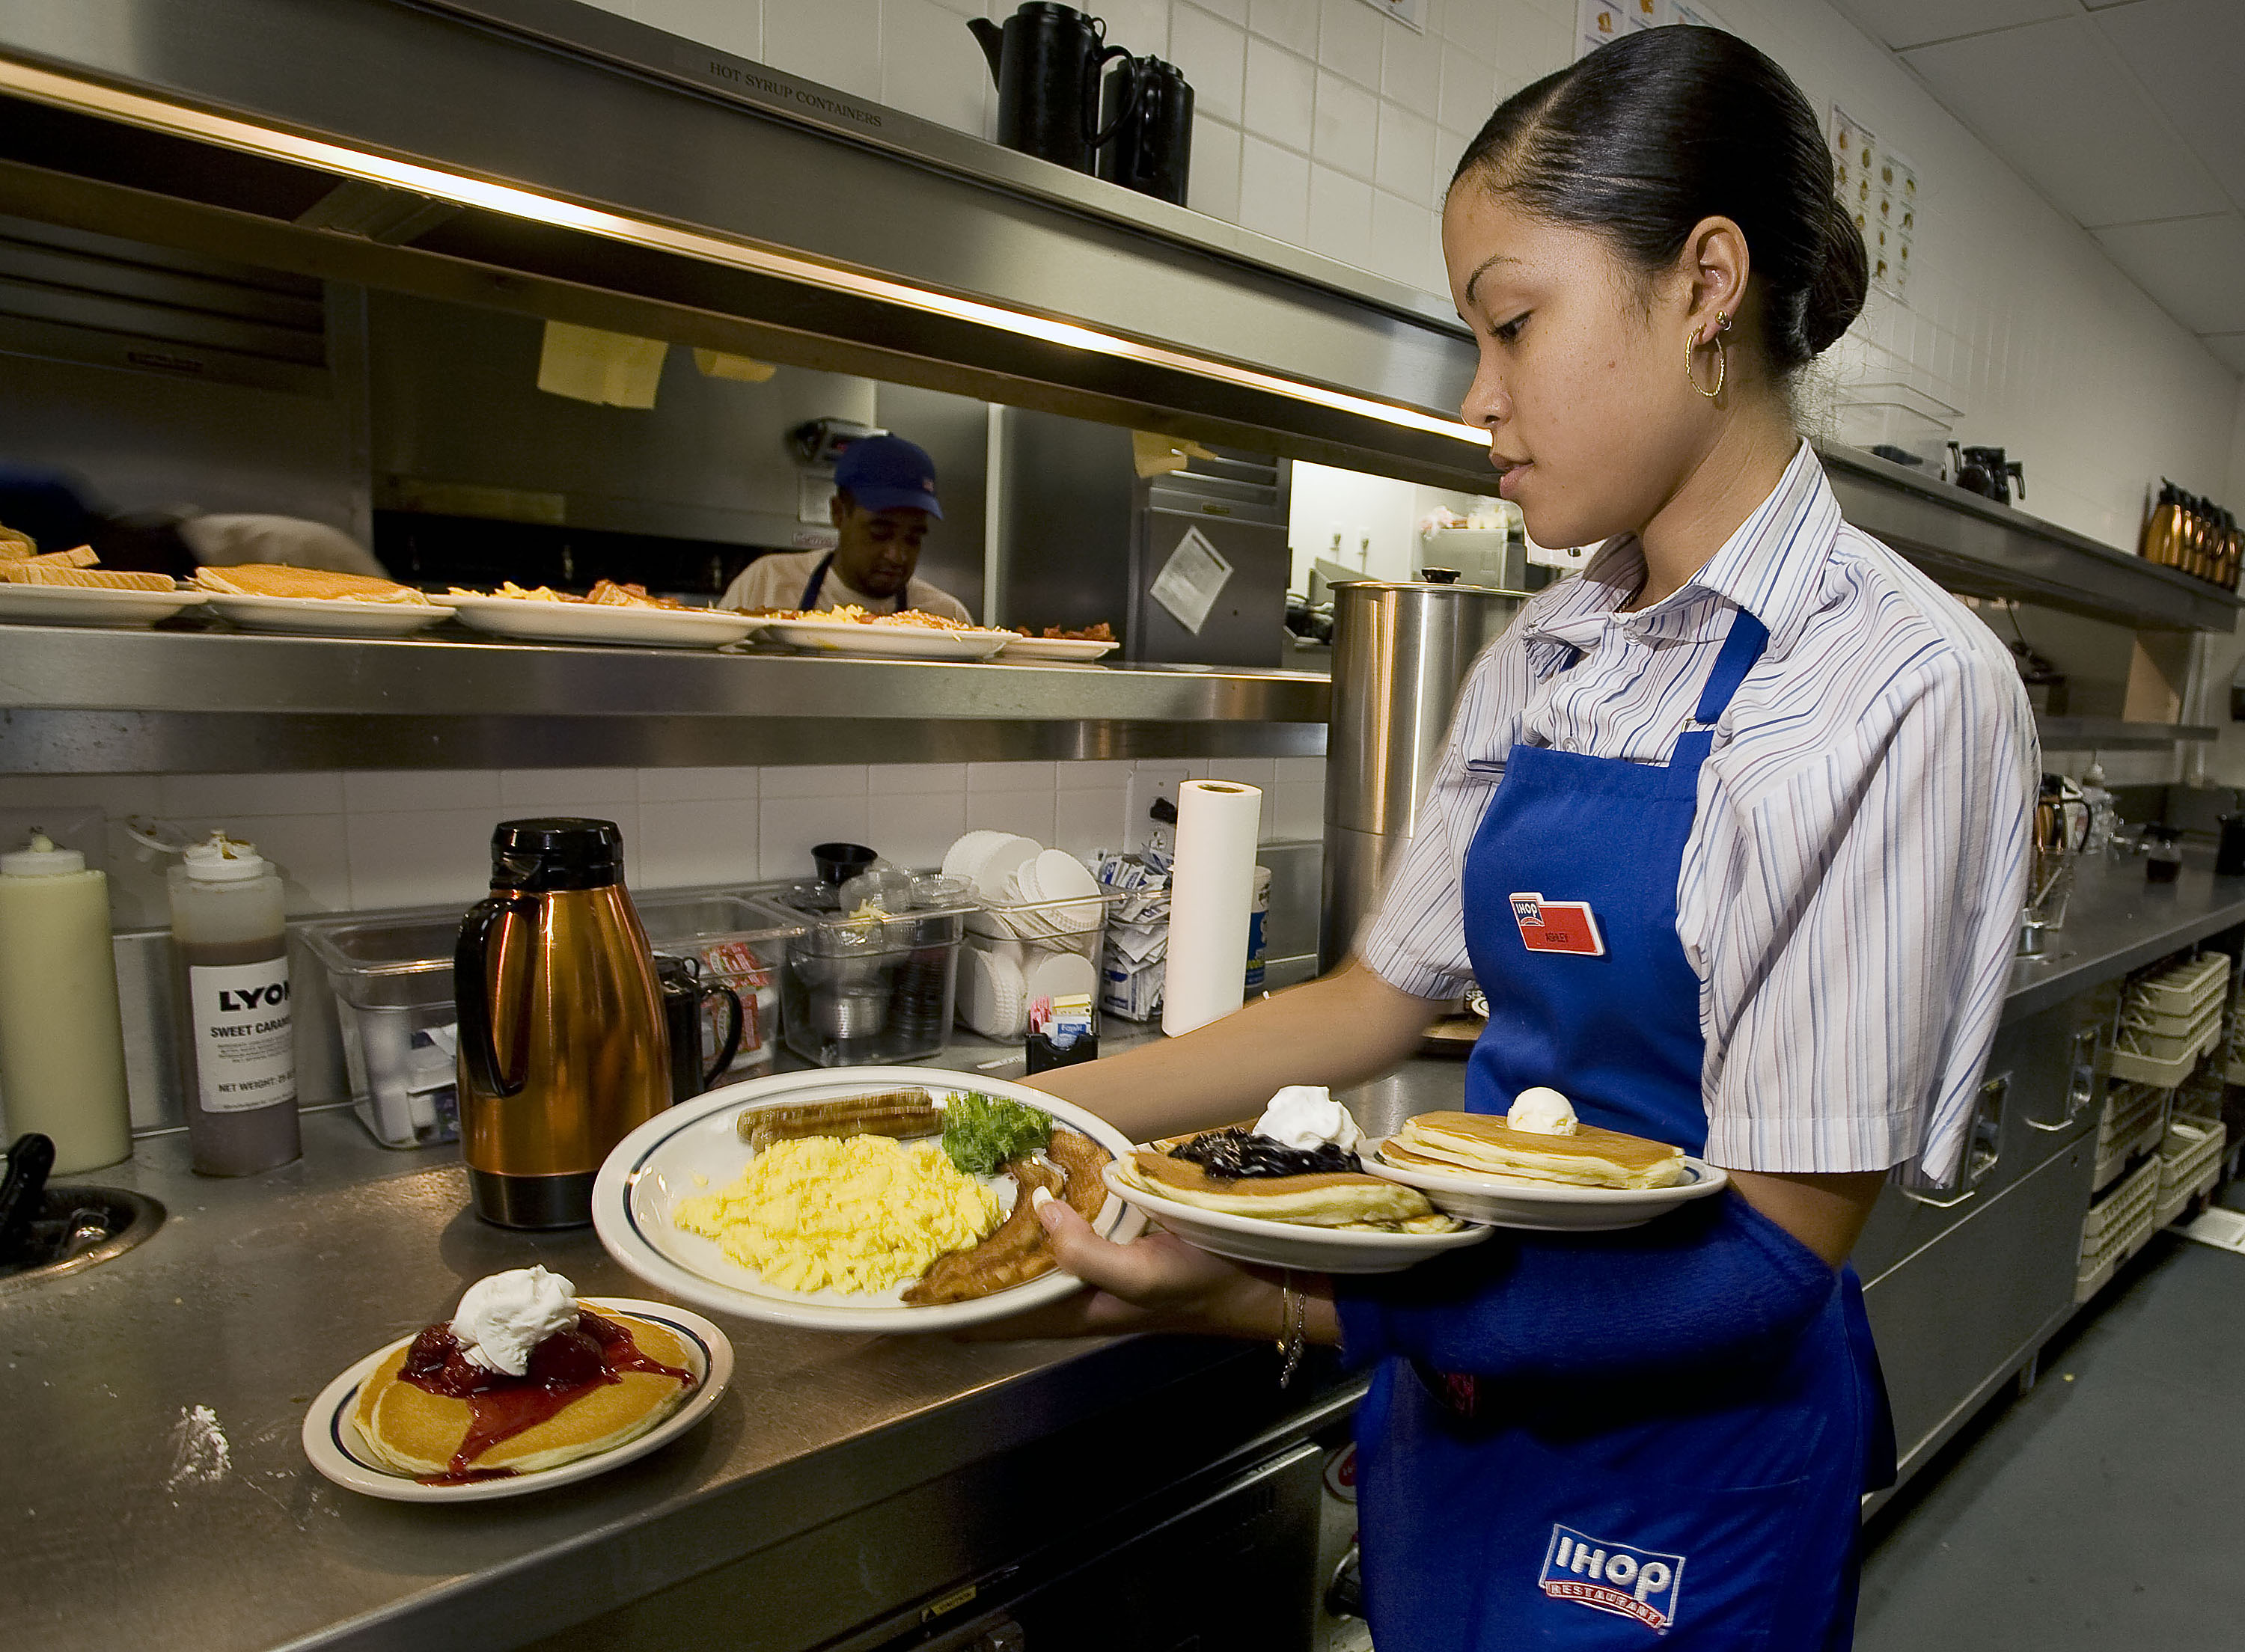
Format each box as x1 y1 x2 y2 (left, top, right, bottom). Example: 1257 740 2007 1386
956 1199 1283 1342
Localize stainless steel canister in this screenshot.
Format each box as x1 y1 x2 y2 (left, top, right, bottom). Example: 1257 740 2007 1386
1320 581 1521 970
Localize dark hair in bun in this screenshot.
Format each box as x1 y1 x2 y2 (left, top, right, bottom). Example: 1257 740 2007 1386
1453 28 1867 374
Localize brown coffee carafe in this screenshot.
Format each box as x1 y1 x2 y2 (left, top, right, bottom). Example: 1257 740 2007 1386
455 819 669 1229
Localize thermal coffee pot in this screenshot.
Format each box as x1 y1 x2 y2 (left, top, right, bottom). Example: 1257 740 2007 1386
969 3 1137 174
1949 443 2026 507
1097 55 1194 204
455 819 669 1229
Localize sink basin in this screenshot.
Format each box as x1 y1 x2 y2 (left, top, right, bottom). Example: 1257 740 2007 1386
0 1186 165 1294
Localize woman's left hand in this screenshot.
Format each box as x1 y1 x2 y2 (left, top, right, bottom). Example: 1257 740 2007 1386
956 1199 1281 1341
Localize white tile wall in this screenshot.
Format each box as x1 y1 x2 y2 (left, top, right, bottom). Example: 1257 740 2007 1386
0 757 1329 922
590 0 2245 557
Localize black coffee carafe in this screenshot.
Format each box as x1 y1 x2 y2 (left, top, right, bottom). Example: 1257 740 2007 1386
1949 442 2026 507
1097 55 1194 204
968 3 1136 174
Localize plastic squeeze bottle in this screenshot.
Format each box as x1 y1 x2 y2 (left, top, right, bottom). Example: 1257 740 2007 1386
0 832 133 1173
168 834 300 1175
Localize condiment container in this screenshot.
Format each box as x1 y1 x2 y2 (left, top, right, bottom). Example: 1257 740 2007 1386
2145 826 2184 886
0 833 132 1174
168 834 300 1175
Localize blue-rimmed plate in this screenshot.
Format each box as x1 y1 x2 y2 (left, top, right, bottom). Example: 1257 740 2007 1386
299 1297 730 1502
592 1068 1144 1333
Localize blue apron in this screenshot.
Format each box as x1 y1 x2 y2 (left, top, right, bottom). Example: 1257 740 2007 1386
798 552 897 613
1355 610 1896 1649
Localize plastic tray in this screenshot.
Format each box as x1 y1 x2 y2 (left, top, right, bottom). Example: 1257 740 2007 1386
2113 997 2224 1065
2092 1080 2169 1192
2155 1118 2227 1227
2077 1155 2163 1302
2107 1010 2223 1088
2130 953 2230 1018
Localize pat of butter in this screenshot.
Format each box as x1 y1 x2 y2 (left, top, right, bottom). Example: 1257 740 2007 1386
1507 1086 1579 1136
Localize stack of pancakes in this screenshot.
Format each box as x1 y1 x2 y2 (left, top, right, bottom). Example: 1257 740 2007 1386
1117 1131 1452 1231
352 1309 694 1477
195 563 430 603
1384 1110 1687 1190
0 542 174 590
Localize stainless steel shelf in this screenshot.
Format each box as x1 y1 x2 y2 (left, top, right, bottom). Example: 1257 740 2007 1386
0 625 1329 772
2035 717 2219 750
1820 444 2241 634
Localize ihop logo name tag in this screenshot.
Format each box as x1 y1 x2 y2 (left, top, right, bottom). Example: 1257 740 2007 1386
1540 1526 1684 1632
1509 892 1606 957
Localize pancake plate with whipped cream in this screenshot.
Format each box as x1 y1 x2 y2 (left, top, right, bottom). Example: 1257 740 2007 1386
1111 1086 1459 1233
352 1267 697 1482
1387 1097 1688 1190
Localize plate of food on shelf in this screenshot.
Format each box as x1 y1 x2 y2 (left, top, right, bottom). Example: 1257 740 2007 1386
445 580 766 647
748 605 1015 661
1103 1086 1495 1274
593 1068 1143 1331
195 563 455 635
995 622 1120 663
1362 1089 1729 1232
0 541 207 626
301 1265 731 1502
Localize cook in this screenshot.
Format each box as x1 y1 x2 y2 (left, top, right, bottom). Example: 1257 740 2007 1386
996 28 2035 1651
718 433 972 620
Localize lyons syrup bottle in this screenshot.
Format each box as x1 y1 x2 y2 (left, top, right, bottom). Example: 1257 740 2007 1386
168 833 300 1175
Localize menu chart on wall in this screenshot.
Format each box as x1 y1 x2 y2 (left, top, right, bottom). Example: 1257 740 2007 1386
1578 0 1723 60
1832 105 1917 301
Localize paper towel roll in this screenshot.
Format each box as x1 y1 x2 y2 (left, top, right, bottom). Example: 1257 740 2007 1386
1162 780 1264 1037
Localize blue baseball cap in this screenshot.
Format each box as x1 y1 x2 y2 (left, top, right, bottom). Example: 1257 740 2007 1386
834 434 942 518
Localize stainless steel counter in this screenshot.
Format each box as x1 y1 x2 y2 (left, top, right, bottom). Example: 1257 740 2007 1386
8 854 2237 1652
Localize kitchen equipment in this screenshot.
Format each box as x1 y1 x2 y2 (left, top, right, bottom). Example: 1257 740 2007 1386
656 954 742 1103
812 841 876 886
454 819 670 1229
168 834 300 1177
2020 775 2086 955
1096 55 1192 204
2145 825 2183 885
1322 581 1521 969
968 4 1136 175
754 889 972 1067
1950 443 2026 507
0 832 131 1175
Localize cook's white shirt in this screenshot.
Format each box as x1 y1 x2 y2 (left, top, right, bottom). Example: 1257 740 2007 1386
718 549 972 623
1360 442 2037 1184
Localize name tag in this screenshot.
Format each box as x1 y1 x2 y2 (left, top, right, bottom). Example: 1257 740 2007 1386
1509 893 1605 957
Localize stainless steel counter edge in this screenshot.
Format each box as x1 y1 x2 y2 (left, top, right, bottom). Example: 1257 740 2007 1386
2004 851 2245 1019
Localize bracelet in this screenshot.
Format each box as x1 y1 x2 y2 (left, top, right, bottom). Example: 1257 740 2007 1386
1274 1270 1307 1389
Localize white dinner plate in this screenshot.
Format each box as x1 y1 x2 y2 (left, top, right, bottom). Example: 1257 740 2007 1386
1363 1140 1731 1231
1101 1161 1497 1275
299 1297 731 1503
593 1067 1146 1332
757 616 1013 660
0 583 207 627
996 635 1120 662
446 595 763 648
205 593 454 636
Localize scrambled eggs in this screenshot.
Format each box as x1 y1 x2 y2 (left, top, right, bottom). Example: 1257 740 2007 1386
674 1134 1003 1294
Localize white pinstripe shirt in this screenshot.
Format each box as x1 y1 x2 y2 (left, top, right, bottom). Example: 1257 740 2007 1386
1359 443 2037 1181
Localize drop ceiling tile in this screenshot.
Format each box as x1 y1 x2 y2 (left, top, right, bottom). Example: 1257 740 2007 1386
2096 0 2245 209
1902 16 2229 227
2092 212 2245 334
2200 334 2245 375
1833 0 2071 52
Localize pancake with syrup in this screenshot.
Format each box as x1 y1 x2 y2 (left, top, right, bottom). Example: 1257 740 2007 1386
1117 1128 1445 1230
1387 1110 1689 1190
353 1305 695 1481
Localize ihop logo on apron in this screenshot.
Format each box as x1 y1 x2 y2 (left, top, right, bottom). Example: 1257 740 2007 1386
1540 1526 1685 1632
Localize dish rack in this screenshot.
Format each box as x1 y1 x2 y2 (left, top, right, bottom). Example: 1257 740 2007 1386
2077 1154 2162 1303
2092 1080 2170 1193
2107 953 2231 1087
2155 1116 2228 1228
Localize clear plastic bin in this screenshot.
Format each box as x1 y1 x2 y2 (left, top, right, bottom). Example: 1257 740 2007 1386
301 913 466 1150
959 893 1126 1038
749 890 971 1067
302 891 798 1148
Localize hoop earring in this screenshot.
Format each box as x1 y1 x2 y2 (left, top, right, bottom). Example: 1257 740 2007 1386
1686 309 1728 401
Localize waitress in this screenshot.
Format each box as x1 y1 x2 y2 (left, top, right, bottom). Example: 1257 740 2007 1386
1005 27 2035 1650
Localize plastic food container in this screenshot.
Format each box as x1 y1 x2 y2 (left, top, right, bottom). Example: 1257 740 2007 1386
750 890 973 1067
302 892 798 1148
959 892 1127 1039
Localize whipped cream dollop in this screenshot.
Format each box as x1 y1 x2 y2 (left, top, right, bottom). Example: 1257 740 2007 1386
1254 1086 1365 1154
1507 1086 1580 1136
451 1265 580 1375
